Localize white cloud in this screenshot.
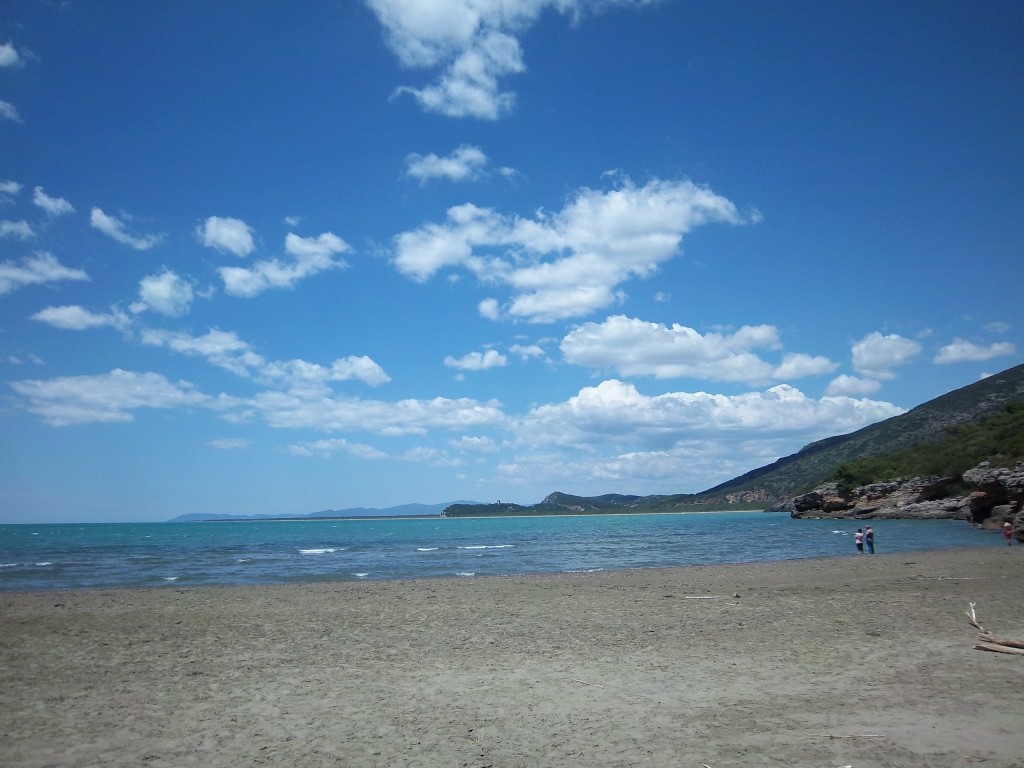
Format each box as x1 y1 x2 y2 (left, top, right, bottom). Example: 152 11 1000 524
517 379 904 454
851 332 921 379
251 390 505 435
139 327 390 388
560 315 831 384
393 176 755 322
933 338 1017 364
0 99 21 122
983 321 1011 334
287 438 389 459
478 297 501 320
140 328 265 378
8 369 221 426
219 231 350 298
444 348 508 370
261 355 392 388
90 208 163 250
825 374 881 397
406 144 489 183
208 438 252 450
197 216 255 257
0 42 23 68
130 270 194 317
0 252 89 295
370 0 658 119
0 180 22 197
32 305 129 331
451 434 499 452
0 220 34 239
509 343 544 360
32 187 75 216
772 353 837 380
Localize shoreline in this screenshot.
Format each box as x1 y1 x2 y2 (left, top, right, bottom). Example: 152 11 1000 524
2 547 1022 767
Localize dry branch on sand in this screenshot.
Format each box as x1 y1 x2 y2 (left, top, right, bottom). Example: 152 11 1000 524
966 602 1024 656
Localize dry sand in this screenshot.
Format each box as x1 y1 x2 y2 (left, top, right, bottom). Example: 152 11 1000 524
2 547 1023 768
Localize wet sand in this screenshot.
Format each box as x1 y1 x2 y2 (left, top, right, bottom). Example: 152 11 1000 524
2 547 1023 768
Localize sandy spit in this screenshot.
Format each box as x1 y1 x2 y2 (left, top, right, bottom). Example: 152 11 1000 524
1 547 1023 768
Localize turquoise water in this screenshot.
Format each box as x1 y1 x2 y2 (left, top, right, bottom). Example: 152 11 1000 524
0 512 1004 591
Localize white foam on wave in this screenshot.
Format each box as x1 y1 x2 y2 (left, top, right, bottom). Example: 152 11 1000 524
35 562 53 566
298 547 343 555
832 530 847 535
457 544 513 550
237 558 251 563
0 563 19 568
416 547 439 551
353 572 369 578
163 576 178 581
456 572 475 577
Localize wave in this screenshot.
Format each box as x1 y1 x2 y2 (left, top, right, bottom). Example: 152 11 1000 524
416 547 439 551
457 544 514 550
455 572 475 577
298 548 344 555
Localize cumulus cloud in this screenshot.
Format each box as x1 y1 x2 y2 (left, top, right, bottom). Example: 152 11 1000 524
7 369 220 426
825 374 882 397
33 187 75 216
287 438 389 459
983 321 1011 335
517 379 904 455
219 231 349 298
406 145 489 183
0 252 89 295
393 176 755 322
139 327 390 388
509 343 545 360
0 179 22 198
130 270 195 317
444 348 508 370
0 220 34 239
197 216 255 257
851 332 921 379
933 338 1017 364
250 389 504 435
90 208 163 250
560 315 833 384
369 0 658 119
0 42 23 68
0 99 21 122
31 305 129 331
208 438 252 450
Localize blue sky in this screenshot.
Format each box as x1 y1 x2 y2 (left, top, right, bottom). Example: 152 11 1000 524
1 1 1021 524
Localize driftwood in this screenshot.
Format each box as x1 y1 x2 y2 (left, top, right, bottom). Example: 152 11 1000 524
966 602 1024 655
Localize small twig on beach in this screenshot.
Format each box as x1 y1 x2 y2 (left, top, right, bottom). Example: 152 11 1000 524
571 679 604 688
826 733 884 739
682 596 726 600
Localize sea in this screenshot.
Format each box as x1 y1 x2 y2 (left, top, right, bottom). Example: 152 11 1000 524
0 511 1006 592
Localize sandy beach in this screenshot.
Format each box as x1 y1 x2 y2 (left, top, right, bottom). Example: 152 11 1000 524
2 547 1022 768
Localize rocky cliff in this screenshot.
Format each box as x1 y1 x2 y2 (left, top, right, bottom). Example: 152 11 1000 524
789 461 1024 541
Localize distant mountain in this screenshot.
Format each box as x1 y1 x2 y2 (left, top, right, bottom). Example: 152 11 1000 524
167 501 478 523
444 362 1024 517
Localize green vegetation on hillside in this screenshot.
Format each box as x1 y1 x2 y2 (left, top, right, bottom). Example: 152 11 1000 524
829 401 1024 491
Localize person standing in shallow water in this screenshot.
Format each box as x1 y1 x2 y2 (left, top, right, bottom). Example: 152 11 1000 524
1005 521 1014 546
855 528 864 554
865 526 875 554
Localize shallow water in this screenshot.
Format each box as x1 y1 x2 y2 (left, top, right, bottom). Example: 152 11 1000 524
0 511 1004 590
